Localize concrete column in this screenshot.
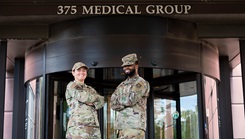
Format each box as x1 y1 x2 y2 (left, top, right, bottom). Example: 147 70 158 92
239 40 245 115
218 56 233 139
0 40 7 139
12 58 25 139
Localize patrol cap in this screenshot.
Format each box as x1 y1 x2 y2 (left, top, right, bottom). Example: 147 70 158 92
72 62 89 71
121 53 138 67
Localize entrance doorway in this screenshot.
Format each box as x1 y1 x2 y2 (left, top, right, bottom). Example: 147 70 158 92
49 68 200 139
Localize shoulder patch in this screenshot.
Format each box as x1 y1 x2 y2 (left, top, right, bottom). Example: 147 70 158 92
136 83 142 88
70 82 83 90
132 81 145 92
70 82 77 88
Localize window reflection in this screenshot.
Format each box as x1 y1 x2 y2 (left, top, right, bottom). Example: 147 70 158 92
154 80 199 139
204 76 219 139
180 81 199 139
153 69 174 78
25 77 43 139
103 88 117 139
52 81 69 139
154 98 177 139
87 69 95 78
180 95 199 139
103 68 124 80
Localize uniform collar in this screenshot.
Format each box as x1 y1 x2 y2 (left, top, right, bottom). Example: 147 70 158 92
126 74 140 82
74 80 86 87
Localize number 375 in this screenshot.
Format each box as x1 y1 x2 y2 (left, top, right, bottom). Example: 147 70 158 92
57 5 77 15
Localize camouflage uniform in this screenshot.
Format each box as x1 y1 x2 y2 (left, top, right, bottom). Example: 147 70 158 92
66 81 105 139
111 53 150 139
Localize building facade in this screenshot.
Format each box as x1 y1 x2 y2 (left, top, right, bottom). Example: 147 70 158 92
1 0 245 139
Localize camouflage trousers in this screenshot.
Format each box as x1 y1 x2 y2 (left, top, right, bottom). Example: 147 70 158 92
66 126 101 139
118 129 145 139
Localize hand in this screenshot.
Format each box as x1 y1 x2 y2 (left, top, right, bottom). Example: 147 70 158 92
86 102 96 109
86 102 94 106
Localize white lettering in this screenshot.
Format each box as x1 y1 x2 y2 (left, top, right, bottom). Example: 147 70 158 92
175 5 183 14
184 5 191 14
165 5 174 14
125 6 133 14
82 6 93 14
134 5 141 14
57 4 192 15
57 6 64 15
156 5 164 14
57 5 77 15
94 6 101 14
111 5 116 14
116 5 124 14
146 5 154 14
145 4 192 15
70 6 77 14
102 5 111 14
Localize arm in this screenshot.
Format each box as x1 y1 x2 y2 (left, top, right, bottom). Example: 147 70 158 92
110 87 125 111
67 82 98 104
93 95 105 110
120 81 150 107
89 87 105 110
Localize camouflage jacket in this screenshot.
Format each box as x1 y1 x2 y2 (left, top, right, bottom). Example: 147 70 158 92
110 75 150 131
65 81 105 130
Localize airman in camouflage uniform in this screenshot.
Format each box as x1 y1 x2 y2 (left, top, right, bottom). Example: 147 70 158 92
111 53 150 139
66 62 105 139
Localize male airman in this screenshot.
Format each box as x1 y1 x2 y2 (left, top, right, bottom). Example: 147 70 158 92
111 53 150 139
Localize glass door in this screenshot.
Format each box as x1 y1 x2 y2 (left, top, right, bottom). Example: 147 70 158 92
48 68 202 139
52 80 69 139
179 81 199 139
50 68 124 139
102 88 117 139
154 98 177 139
152 69 199 139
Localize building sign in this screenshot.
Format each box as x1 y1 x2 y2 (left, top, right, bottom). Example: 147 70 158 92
0 1 245 16
56 5 191 15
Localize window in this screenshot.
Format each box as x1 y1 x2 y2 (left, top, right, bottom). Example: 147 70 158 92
25 77 43 139
204 76 219 139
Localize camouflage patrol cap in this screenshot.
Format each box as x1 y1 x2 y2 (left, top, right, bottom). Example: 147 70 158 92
121 53 138 67
72 62 89 71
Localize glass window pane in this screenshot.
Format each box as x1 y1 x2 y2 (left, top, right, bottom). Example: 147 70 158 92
153 69 174 78
25 77 43 139
26 85 35 139
179 81 199 139
103 88 117 139
154 98 177 139
204 76 219 139
87 69 95 78
35 78 43 139
103 68 124 80
52 81 70 139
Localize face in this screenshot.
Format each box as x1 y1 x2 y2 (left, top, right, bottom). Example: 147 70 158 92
123 64 138 77
72 67 87 83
